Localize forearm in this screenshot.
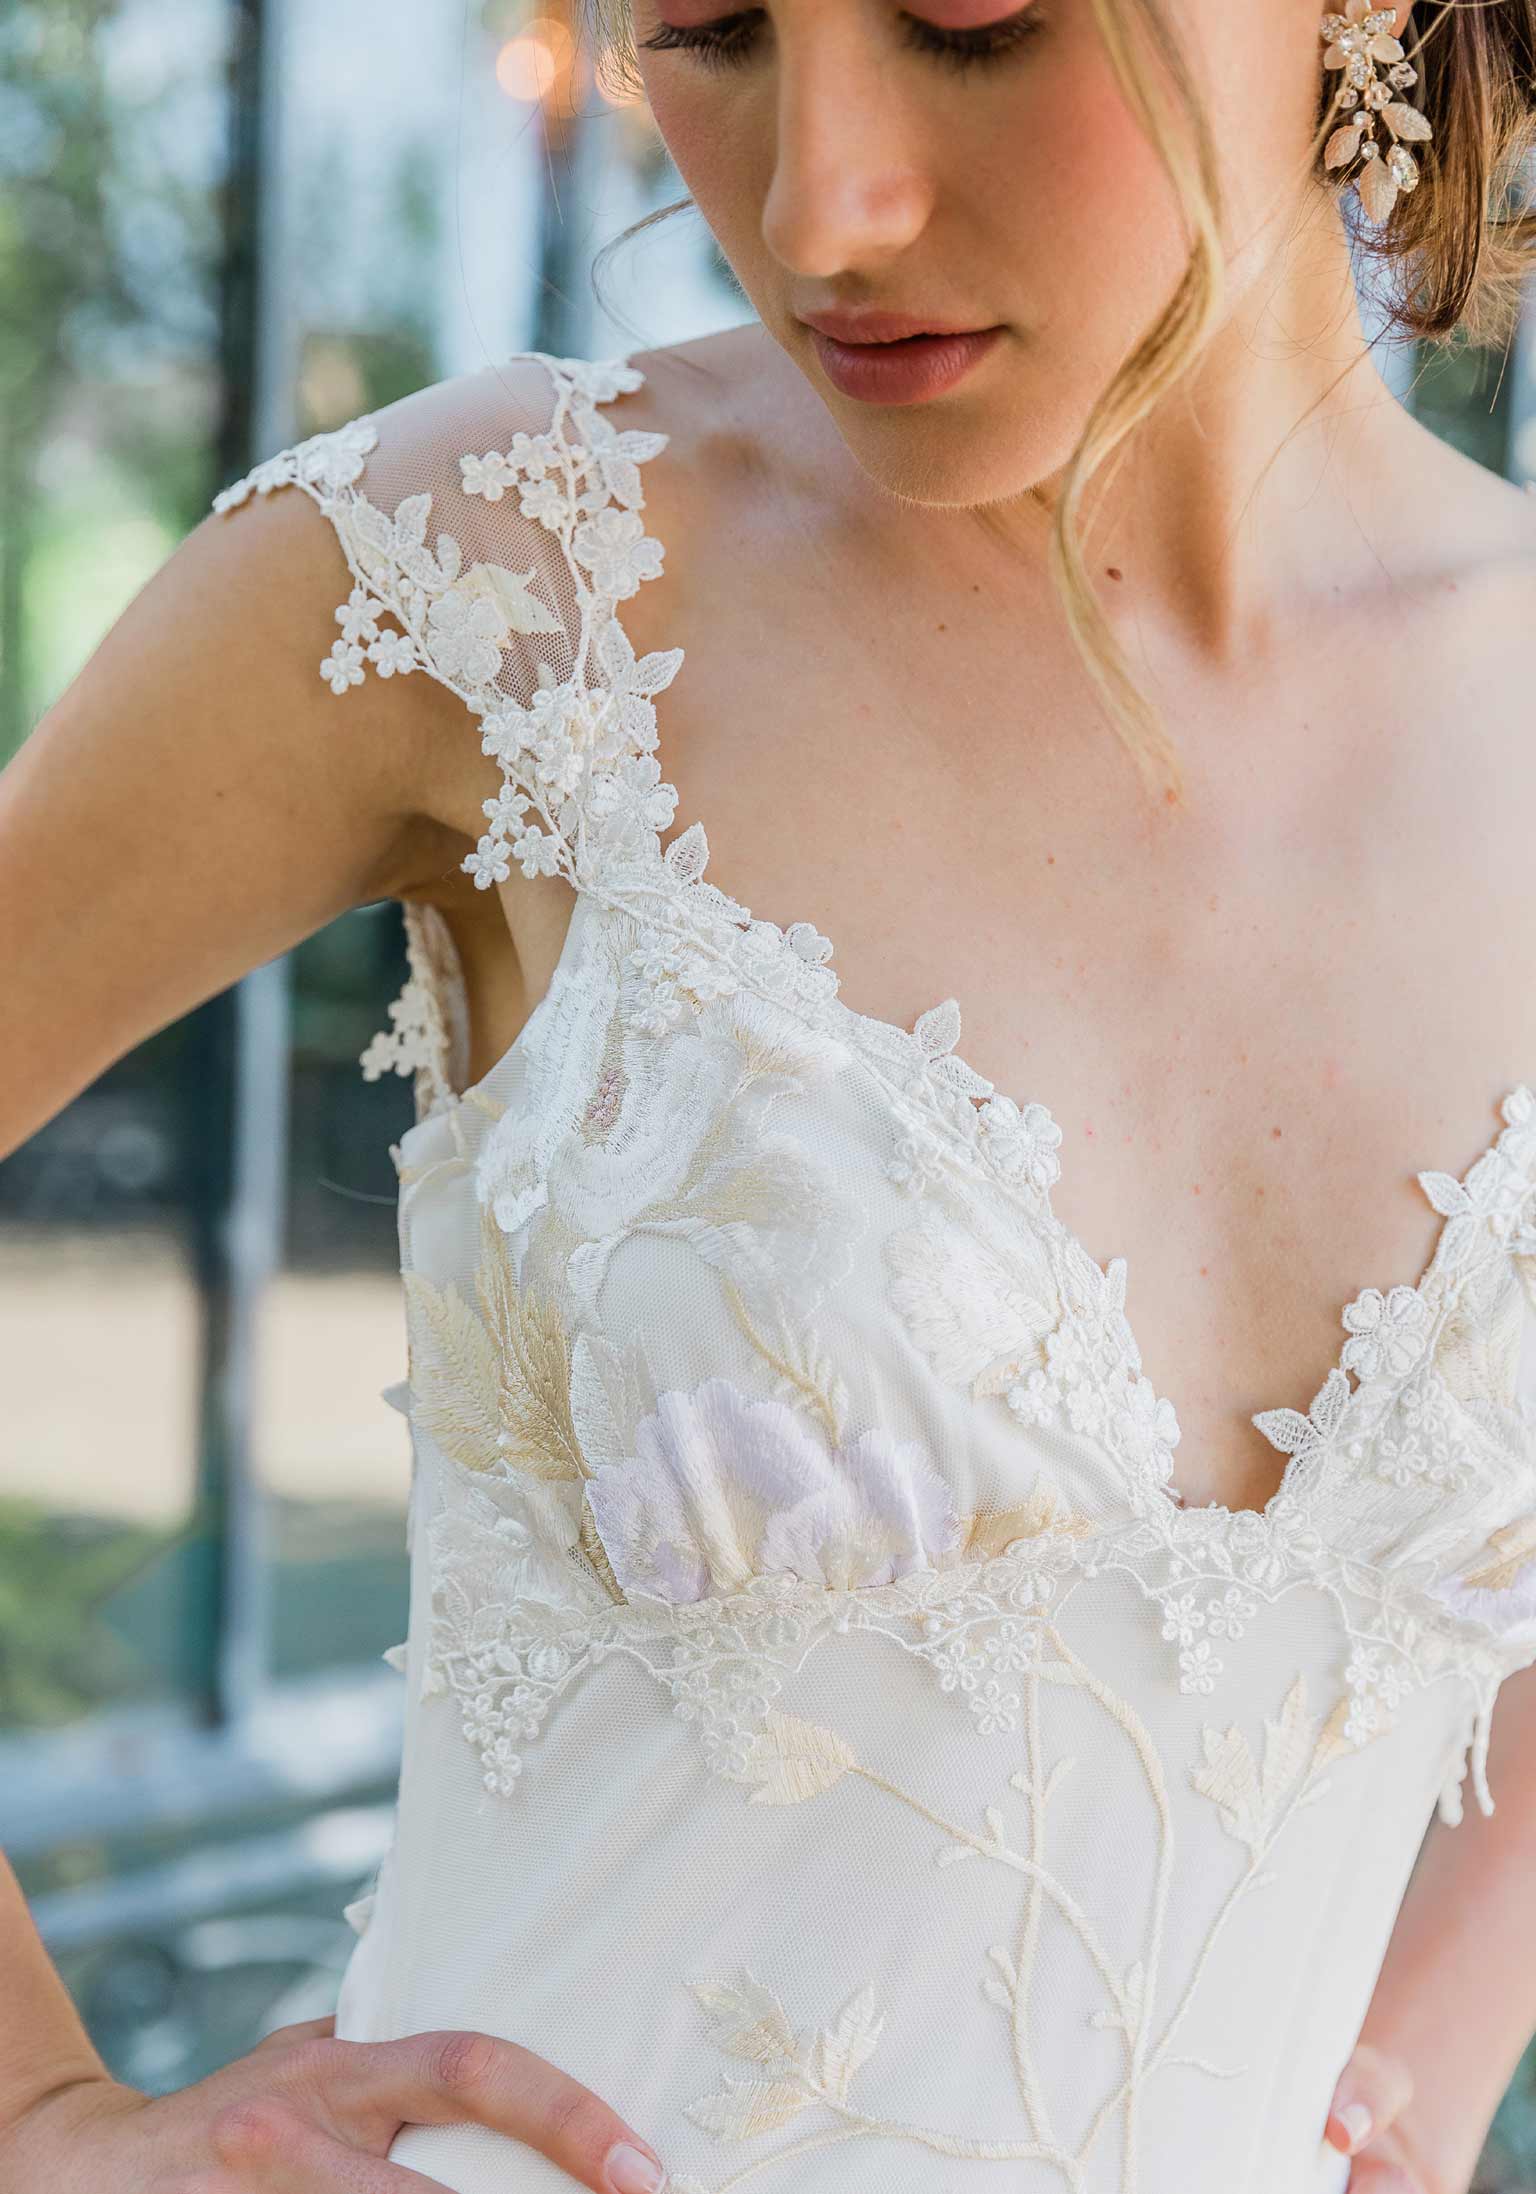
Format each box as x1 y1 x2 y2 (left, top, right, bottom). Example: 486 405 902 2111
1353 1665 1536 2194
0 1848 109 2132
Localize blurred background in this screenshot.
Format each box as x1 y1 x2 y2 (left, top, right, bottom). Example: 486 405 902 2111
1 0 1534 2179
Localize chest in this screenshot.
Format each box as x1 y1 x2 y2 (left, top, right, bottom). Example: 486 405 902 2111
604 531 1536 1511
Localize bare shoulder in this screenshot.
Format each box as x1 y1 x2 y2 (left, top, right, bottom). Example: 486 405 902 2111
619 319 851 535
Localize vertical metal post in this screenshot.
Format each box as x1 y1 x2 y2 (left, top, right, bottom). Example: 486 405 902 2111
191 0 295 1728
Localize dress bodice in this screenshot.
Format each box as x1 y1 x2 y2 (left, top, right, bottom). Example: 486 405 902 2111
212 350 1536 2194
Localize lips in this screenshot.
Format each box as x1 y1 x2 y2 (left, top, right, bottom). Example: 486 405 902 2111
799 316 1005 406
799 309 990 345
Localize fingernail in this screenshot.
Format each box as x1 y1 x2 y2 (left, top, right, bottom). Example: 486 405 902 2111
604 2140 666 2193
1335 2100 1373 2152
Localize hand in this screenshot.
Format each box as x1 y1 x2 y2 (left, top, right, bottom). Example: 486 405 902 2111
0 2013 670 2194
1325 2039 1440 2193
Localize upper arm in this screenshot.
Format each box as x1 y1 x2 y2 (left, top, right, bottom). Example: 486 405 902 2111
0 450 444 1159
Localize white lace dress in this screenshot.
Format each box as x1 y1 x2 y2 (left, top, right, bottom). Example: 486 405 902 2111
213 351 1536 2194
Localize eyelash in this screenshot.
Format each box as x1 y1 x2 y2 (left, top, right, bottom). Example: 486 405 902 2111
638 7 1041 75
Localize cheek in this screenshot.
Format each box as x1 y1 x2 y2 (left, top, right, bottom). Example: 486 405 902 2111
641 76 776 265
966 67 1194 342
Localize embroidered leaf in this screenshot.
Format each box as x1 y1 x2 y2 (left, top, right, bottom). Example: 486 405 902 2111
597 612 685 696
401 1269 501 1472
568 1331 658 1472
913 996 963 1060
459 560 564 635
476 1203 584 1479
1311 1693 1356 1773
1418 1166 1473 1218
663 819 711 884
962 1478 1100 1558
689 1971 799 2064
683 2075 811 2140
811 1981 884 2101
1251 1405 1313 1458
722 1276 850 1445
1191 1722 1265 1855
1460 1511 1536 1593
1258 1672 1317 1817
931 1052 995 1102
739 1711 858 1804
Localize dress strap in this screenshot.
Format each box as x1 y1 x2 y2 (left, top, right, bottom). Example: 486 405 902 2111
210 350 683 1120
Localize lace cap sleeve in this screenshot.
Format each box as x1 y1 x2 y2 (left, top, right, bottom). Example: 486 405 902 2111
209 350 684 1116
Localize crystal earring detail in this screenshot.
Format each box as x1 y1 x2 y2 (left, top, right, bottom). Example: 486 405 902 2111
1321 0 1432 222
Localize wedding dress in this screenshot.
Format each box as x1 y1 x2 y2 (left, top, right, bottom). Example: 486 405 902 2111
212 348 1536 2194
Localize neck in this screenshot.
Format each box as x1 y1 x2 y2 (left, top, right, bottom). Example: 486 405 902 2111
999 196 1411 660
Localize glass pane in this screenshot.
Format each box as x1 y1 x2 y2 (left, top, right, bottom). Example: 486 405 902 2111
0 0 235 1726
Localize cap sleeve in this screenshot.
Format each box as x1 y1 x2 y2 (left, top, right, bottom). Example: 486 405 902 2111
209 350 684 1117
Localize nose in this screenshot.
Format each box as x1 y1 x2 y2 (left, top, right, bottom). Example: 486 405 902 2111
760 27 934 277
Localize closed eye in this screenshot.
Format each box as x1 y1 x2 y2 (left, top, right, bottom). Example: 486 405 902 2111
637 7 1043 74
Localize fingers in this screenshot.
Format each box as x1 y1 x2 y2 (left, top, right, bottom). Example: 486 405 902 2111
209 2096 456 2192
1340 2148 1426 2194
281 2030 669 2194
1326 2041 1415 2158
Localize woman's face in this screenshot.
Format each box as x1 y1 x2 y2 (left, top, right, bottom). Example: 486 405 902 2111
629 0 1332 507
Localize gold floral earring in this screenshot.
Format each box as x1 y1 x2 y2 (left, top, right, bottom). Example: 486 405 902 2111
1321 0 1432 221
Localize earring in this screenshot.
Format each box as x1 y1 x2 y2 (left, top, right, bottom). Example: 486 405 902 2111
1321 0 1432 222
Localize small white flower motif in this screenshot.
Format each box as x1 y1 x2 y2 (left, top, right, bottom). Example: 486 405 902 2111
359 974 438 1085
884 1127 950 1196
320 639 367 695
479 706 528 765
1178 1638 1223 1695
1044 1323 1109 1440
970 1676 1021 1737
1159 1589 1206 1649
426 585 507 687
976 1094 1064 1194
369 627 417 677
572 505 665 600
1005 1365 1059 1430
1203 1583 1257 1642
464 833 512 890
459 449 518 501
1116 1371 1182 1477
1339 1281 1430 1382
518 473 574 530
567 356 645 405
513 823 564 881
336 584 379 645
481 1734 524 1797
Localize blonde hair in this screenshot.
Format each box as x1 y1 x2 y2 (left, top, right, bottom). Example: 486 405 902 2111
583 0 1536 808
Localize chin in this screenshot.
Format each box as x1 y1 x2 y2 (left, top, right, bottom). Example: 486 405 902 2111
813 386 1086 513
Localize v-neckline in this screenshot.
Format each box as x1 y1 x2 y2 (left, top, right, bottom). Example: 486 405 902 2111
406 870 1536 1552
638 832 1536 1539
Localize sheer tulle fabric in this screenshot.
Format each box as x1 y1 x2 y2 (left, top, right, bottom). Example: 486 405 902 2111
213 353 1536 2194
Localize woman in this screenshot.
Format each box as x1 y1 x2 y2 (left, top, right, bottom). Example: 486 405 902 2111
3 0 1536 2188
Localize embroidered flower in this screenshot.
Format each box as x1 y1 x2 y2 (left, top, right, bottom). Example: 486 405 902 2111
459 449 518 501
425 583 507 686
584 1377 961 1602
1339 1282 1430 1383
975 1094 1064 1194
572 505 665 599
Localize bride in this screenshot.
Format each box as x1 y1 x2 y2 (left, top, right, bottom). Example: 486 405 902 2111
4 2 1536 2191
